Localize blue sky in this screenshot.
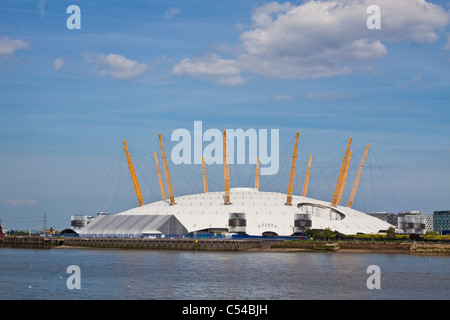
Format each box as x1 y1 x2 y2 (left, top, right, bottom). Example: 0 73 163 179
0 0 449 230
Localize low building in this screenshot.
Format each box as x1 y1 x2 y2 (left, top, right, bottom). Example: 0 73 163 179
424 215 434 233
0 225 6 237
77 214 188 238
433 211 450 235
70 215 95 230
367 212 398 228
397 211 427 235
387 213 398 227
367 212 388 222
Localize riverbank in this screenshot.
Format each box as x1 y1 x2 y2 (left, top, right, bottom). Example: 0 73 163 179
1 236 262 251
2 236 450 255
0 236 64 249
269 240 450 255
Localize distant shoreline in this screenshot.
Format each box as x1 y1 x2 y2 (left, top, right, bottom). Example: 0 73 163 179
268 241 450 255
54 244 411 254
244 247 411 254
53 242 450 256
2 237 450 255
50 245 447 255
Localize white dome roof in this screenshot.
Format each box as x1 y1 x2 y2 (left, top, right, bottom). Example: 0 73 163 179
117 188 393 236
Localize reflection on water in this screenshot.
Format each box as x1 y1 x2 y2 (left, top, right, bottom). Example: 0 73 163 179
0 248 448 300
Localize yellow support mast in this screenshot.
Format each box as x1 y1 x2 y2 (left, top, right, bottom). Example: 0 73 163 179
331 137 352 206
154 152 167 200
302 154 312 197
123 140 145 207
255 157 260 190
223 129 231 205
286 131 300 206
347 144 369 208
336 150 352 206
202 155 209 193
158 133 176 205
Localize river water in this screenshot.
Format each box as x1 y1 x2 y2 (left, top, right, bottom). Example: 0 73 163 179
0 248 448 300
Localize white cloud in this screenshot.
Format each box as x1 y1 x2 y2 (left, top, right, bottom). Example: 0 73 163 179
237 0 449 79
172 0 450 84
164 7 180 20
0 37 30 56
53 58 65 71
2 200 37 207
378 0 449 43
172 53 246 86
82 53 148 79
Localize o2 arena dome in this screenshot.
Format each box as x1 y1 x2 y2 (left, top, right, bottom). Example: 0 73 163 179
116 187 392 236
77 132 394 238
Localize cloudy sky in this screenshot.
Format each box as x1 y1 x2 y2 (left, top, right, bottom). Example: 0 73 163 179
1 0 449 230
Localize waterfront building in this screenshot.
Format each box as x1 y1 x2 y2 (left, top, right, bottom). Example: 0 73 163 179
433 211 450 235
70 215 94 230
77 214 188 238
397 211 428 235
387 213 398 227
369 211 434 234
367 212 388 221
424 214 434 233
367 212 398 228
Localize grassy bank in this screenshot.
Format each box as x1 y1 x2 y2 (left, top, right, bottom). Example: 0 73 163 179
271 239 450 255
271 240 411 253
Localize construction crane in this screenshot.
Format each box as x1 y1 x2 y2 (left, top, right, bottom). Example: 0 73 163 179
255 157 260 190
123 140 145 207
302 154 312 197
331 137 352 206
347 144 369 208
158 133 176 205
154 152 167 200
202 155 209 193
286 131 299 206
223 129 231 205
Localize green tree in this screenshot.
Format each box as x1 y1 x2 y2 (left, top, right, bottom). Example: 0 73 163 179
305 229 321 239
323 228 335 241
305 229 314 238
386 226 396 240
